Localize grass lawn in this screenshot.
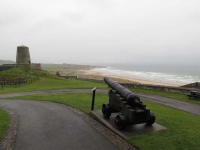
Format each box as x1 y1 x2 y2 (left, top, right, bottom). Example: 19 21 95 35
0 78 108 94
128 100 200 150
10 93 107 113
10 93 200 150
1 67 108 94
130 88 200 105
0 67 61 80
0 108 9 141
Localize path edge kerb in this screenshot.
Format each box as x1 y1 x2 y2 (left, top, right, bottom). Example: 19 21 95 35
0 108 18 150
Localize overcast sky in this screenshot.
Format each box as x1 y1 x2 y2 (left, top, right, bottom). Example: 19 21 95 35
0 0 200 65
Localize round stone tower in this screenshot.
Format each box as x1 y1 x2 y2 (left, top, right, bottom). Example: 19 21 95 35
16 45 31 64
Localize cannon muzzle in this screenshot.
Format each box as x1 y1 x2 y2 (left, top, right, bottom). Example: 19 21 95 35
104 77 146 109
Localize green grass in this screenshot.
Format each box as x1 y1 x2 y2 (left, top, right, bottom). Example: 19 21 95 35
10 93 200 150
128 100 200 150
10 93 108 113
130 88 200 105
0 67 108 94
0 67 41 84
0 108 9 141
0 67 61 80
0 78 107 94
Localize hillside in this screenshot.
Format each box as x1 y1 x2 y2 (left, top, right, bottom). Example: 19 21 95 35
0 60 15 65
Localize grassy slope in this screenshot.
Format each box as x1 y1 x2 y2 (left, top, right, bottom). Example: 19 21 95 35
130 88 200 105
0 67 108 94
11 93 200 150
0 78 107 94
0 67 62 79
0 108 9 141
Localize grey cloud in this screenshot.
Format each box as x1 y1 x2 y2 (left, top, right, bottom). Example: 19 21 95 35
0 0 200 66
61 11 83 22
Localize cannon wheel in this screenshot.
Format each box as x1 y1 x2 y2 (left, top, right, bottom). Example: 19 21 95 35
146 111 156 125
115 114 126 130
102 103 111 118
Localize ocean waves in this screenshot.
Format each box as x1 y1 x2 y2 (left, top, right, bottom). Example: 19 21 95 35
90 67 200 85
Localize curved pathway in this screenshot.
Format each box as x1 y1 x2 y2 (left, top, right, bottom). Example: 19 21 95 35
0 89 200 116
0 100 120 150
0 89 107 98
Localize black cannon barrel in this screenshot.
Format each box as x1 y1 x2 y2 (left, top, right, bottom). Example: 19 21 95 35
104 77 146 108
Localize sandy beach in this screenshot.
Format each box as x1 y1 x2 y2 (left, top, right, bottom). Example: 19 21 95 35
42 64 183 87
83 69 181 87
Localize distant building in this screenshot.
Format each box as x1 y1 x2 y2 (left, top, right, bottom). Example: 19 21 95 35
0 45 41 70
16 45 31 64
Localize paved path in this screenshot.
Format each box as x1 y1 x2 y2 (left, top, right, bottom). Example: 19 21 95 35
0 89 108 98
0 89 200 116
136 93 200 116
0 100 119 150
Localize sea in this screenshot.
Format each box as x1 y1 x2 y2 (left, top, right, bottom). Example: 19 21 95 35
90 63 200 86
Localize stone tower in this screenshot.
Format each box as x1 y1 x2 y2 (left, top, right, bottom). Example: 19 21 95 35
16 45 31 64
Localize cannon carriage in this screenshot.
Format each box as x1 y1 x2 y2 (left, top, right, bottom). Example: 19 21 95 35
102 77 155 130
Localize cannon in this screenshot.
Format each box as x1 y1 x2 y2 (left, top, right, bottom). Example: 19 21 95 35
102 77 155 129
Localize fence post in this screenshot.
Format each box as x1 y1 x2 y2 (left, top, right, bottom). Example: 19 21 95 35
91 87 97 111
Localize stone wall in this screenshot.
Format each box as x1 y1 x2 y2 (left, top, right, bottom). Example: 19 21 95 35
2 64 17 67
0 66 13 71
119 83 197 94
180 82 200 89
30 63 41 70
78 78 199 94
57 75 78 79
1 63 41 70
2 64 29 67
78 78 104 83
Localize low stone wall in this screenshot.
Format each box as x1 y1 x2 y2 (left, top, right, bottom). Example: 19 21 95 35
30 63 41 70
78 78 104 83
180 82 200 89
2 63 41 70
120 83 197 94
59 76 78 79
78 78 199 94
3 64 26 67
0 66 13 71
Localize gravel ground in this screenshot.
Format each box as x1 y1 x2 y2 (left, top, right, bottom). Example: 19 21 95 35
0 108 18 150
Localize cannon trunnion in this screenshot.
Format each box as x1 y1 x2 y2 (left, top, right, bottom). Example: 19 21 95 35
102 78 155 130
